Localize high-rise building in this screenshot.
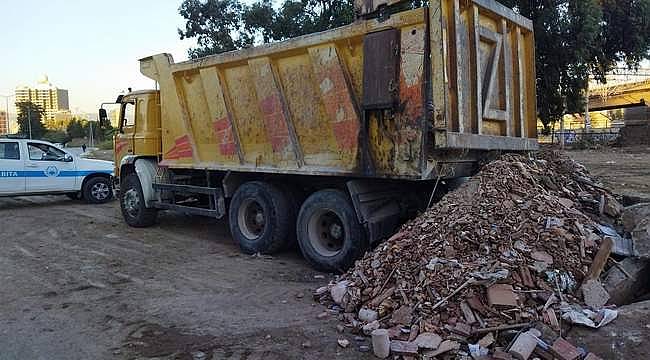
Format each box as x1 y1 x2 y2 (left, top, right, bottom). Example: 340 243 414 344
15 75 69 122
0 110 8 134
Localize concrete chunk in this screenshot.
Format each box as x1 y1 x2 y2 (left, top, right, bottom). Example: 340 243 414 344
603 257 650 305
581 280 610 309
390 340 418 356
414 332 442 349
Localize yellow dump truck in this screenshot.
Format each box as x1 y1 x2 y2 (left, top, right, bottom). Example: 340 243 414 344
101 0 537 271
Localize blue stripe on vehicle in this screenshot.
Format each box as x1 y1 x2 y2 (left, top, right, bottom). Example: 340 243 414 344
0 170 112 178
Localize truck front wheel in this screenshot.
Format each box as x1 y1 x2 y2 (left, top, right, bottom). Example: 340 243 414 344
229 181 292 254
296 189 367 272
120 173 158 227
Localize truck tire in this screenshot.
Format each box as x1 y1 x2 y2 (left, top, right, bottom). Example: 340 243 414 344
229 181 292 254
83 177 114 204
120 173 158 227
296 189 367 272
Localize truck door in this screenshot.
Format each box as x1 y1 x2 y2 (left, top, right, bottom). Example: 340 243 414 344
115 100 136 165
25 142 76 192
0 141 25 194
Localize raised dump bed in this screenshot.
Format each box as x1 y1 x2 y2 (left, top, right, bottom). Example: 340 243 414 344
136 0 536 180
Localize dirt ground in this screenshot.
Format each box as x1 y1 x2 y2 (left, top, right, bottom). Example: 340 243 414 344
1 146 649 360
0 196 372 360
565 145 650 204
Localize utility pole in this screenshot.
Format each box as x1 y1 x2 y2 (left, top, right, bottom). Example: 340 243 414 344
89 121 94 147
27 104 33 139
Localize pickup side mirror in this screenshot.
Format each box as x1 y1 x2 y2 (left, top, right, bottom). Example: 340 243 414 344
64 154 74 162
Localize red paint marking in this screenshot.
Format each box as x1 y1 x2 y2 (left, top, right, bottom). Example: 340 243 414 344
212 116 237 156
259 95 290 153
165 135 193 160
115 140 128 154
314 64 359 151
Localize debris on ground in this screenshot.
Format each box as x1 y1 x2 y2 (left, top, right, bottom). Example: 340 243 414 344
314 151 650 359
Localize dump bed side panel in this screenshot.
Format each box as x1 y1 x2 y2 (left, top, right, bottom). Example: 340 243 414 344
146 9 428 178
432 0 537 150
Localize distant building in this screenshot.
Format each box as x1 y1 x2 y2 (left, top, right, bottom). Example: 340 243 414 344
15 75 70 122
0 110 7 134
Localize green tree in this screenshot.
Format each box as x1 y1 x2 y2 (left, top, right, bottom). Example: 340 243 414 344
16 102 46 139
178 0 355 58
66 118 88 139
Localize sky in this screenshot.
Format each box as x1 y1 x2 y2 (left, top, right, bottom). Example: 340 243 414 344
0 0 197 116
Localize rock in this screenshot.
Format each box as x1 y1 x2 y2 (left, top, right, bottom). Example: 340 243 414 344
508 330 540 360
371 329 390 359
191 351 206 360
414 332 442 349
622 203 650 232
487 284 518 307
603 194 624 217
603 257 650 305
390 340 418 356
390 305 413 325
358 308 378 323
531 250 554 264
316 311 328 319
336 324 345 333
581 280 610 309
632 219 650 259
362 320 380 335
330 281 349 305
424 340 460 357
567 300 650 360
337 338 350 348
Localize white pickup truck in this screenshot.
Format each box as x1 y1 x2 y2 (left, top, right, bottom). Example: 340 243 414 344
0 138 114 203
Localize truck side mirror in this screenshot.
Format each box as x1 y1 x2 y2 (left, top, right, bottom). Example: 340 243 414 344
99 108 108 124
64 154 74 162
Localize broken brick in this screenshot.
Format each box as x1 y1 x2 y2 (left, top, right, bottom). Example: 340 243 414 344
487 284 518 307
551 338 581 360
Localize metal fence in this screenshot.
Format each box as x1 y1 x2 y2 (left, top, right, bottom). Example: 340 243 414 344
537 128 620 145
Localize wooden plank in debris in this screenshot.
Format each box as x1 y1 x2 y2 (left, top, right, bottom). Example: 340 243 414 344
585 237 613 282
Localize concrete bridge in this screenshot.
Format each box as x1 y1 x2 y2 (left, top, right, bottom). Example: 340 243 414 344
588 79 650 111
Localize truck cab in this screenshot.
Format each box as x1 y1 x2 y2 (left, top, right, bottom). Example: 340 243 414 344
106 90 161 179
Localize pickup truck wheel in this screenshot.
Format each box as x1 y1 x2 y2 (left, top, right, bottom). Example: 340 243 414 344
83 177 114 204
229 181 291 254
120 174 157 227
296 189 367 272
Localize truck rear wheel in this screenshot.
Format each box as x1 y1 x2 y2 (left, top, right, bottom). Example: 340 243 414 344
296 189 367 272
228 181 293 254
120 173 158 227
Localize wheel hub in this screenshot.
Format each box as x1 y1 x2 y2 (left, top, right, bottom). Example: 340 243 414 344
123 189 140 217
308 209 345 257
91 182 110 200
238 199 266 240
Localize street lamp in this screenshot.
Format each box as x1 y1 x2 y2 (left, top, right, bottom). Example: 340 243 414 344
0 94 14 135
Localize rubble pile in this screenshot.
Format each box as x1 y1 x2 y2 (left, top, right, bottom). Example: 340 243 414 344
316 151 631 359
